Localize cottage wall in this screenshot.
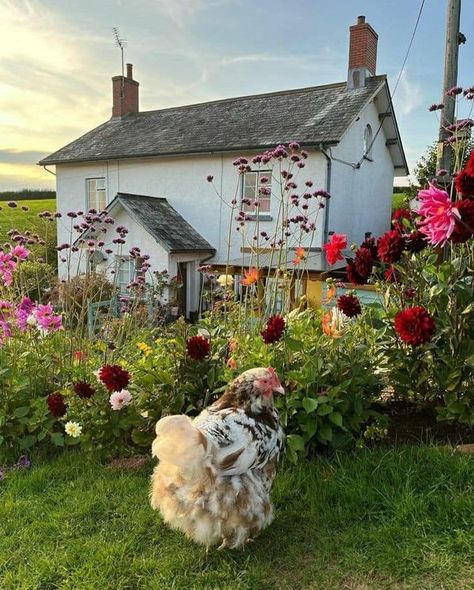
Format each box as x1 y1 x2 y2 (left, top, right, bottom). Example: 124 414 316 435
326 99 394 245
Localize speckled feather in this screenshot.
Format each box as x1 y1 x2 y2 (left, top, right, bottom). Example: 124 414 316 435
150 368 284 549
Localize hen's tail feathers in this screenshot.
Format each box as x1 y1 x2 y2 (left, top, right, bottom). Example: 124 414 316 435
152 415 208 479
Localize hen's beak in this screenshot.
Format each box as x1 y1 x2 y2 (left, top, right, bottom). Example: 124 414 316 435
273 384 285 395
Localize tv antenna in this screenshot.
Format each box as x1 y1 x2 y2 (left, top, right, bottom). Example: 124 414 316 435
112 27 127 78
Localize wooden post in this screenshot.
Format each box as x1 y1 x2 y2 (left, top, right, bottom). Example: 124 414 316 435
436 0 462 177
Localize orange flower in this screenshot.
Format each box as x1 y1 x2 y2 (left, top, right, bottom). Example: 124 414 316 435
241 267 260 286
227 357 237 370
229 337 238 353
325 284 336 304
322 308 345 338
292 247 306 266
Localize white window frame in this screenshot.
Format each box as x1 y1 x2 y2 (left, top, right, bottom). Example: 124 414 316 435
364 124 373 159
116 256 144 293
242 170 272 214
86 177 106 211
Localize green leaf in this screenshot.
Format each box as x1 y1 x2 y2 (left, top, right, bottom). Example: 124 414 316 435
51 432 65 447
329 411 343 427
286 337 304 352
286 434 305 452
19 434 37 449
13 406 30 418
319 423 333 441
302 397 318 413
317 404 333 416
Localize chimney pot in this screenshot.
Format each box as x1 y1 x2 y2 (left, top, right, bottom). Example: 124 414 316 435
126 63 133 79
357 15 365 24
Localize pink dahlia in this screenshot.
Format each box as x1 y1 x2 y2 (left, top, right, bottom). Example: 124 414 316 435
417 183 459 246
109 389 132 411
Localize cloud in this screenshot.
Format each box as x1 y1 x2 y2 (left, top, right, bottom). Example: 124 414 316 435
154 0 235 26
392 69 423 116
0 149 48 164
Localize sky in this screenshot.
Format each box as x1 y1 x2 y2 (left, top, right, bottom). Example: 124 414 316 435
0 0 473 191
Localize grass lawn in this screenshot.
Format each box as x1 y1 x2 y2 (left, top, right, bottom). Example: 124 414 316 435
1 446 473 589
0 199 56 242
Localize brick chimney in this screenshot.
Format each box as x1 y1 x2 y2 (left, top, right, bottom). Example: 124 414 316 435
112 63 139 118
347 16 378 90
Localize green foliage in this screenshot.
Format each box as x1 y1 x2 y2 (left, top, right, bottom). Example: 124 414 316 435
374 243 474 424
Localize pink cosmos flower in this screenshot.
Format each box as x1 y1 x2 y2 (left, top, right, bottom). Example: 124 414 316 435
0 252 16 287
417 183 459 246
109 389 132 410
16 297 34 331
10 245 30 260
34 304 63 333
0 320 12 345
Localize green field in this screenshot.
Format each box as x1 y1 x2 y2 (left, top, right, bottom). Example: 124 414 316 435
0 199 56 243
1 446 473 589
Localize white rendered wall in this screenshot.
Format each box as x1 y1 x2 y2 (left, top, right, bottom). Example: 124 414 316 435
55 149 328 270
327 98 395 246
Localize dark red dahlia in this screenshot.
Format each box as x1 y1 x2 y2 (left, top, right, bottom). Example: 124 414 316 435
186 335 210 361
346 260 368 285
74 381 96 399
360 236 379 261
98 364 131 392
261 314 286 344
454 170 474 198
391 208 412 232
394 306 435 346
377 230 405 264
451 199 474 243
406 230 427 253
354 247 374 277
47 392 67 417
337 294 362 318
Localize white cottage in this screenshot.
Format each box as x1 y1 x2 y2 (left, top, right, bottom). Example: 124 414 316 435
40 15 407 318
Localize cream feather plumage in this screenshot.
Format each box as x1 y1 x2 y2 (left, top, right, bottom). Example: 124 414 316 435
150 367 285 549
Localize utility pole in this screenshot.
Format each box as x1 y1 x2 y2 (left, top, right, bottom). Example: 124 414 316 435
436 0 462 177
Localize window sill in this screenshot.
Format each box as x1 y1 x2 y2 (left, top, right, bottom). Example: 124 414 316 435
244 214 273 222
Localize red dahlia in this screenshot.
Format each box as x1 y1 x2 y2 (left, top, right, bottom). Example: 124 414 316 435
354 247 374 277
261 314 286 344
455 170 474 198
186 335 210 360
406 230 427 253
360 236 379 260
74 381 96 399
391 208 412 232
451 199 474 243
337 294 362 318
346 260 368 285
98 364 131 392
394 306 435 346
377 230 405 263
47 392 67 417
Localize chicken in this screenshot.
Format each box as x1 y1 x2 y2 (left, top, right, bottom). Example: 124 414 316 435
150 367 285 549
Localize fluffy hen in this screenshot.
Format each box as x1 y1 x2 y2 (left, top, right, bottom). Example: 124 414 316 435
150 367 285 549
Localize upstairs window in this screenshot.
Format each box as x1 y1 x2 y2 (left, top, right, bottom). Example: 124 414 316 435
86 178 106 211
242 171 271 214
364 124 373 158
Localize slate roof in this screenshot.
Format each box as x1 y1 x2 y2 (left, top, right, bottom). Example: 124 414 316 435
110 193 215 254
40 76 387 165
